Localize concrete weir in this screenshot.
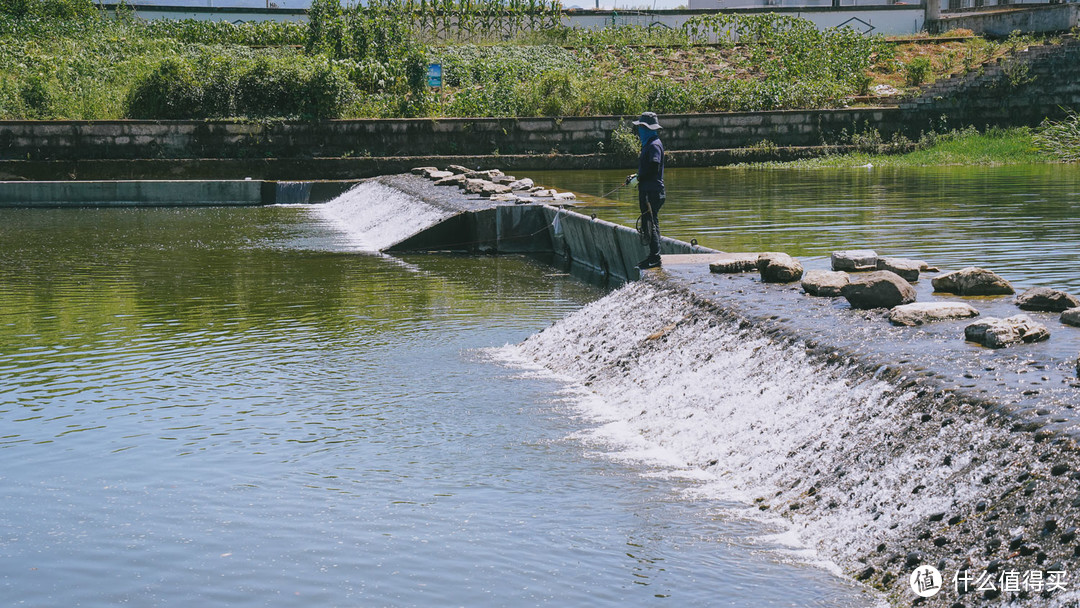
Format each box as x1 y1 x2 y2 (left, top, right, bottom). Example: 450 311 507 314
8 171 1080 605
373 172 1080 606
370 173 713 282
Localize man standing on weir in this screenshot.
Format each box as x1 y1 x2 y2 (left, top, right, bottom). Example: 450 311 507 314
627 111 665 270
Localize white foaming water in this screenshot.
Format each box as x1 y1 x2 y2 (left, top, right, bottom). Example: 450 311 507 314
494 281 1061 601
309 181 455 251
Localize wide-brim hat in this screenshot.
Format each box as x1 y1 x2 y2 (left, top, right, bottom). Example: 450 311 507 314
632 112 662 130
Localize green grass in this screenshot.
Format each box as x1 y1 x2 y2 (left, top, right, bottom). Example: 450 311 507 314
740 127 1053 169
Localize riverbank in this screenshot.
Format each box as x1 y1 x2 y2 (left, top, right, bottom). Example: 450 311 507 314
0 0 1063 122
732 126 1059 169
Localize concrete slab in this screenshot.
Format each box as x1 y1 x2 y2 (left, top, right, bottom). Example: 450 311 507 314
660 253 731 266
655 257 1080 438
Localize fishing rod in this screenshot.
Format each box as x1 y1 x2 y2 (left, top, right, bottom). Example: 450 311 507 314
599 175 650 243
598 174 636 199
598 182 626 199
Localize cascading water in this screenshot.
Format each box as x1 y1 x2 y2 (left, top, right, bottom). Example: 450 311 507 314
495 280 1080 607
310 180 457 251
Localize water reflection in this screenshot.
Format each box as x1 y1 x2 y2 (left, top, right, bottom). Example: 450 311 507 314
532 164 1080 291
0 204 875 607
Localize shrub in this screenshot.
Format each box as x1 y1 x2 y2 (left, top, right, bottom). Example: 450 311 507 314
904 56 932 86
0 0 95 19
608 123 638 160
126 57 204 119
531 71 581 117
127 54 356 119
1035 111 1080 161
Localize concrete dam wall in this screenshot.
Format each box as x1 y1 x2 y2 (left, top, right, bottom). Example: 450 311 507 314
320 172 1080 607
6 170 1080 606
303 172 712 283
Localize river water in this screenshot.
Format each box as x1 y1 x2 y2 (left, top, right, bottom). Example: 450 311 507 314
4 164 1078 607
0 201 877 606
532 164 1080 292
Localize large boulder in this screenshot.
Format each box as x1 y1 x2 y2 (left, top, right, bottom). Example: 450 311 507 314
757 253 804 283
876 257 921 282
709 253 760 274
932 267 1014 296
464 179 511 197
841 270 917 309
1062 308 1080 327
465 169 504 180
965 315 1050 348
434 174 467 187
802 270 850 297
888 302 980 326
1016 287 1080 312
507 178 534 191
831 250 878 272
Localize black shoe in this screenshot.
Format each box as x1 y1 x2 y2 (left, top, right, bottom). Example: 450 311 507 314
637 255 662 269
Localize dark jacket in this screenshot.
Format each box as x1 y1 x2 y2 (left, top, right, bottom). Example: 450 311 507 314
637 134 665 195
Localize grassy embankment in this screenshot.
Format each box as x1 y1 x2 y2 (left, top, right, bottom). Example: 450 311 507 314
739 116 1080 168
0 0 1047 120
739 126 1049 168
1 0 1077 164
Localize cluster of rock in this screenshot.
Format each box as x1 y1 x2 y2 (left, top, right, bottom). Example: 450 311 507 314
411 166 576 204
711 248 1080 355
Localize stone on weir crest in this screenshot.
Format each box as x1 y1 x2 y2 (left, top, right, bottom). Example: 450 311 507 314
464 178 511 197
841 270 917 309
425 170 454 180
964 315 1050 348
1016 287 1080 312
411 166 438 175
932 267 1014 296
434 174 467 187
802 270 849 297
876 257 921 282
888 302 980 327
446 165 471 175
1062 308 1080 327
757 252 803 283
465 169 504 180
507 178 534 191
709 253 760 274
831 250 878 272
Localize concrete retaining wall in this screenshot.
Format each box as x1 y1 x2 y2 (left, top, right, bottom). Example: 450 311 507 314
901 36 1080 127
390 203 713 283
0 110 916 162
0 179 358 207
931 3 1079 36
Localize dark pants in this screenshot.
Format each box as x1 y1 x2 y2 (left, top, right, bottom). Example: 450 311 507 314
639 188 665 258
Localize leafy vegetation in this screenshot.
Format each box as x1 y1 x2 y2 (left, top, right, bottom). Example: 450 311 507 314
1034 111 1080 162
736 126 1049 168
0 0 1057 121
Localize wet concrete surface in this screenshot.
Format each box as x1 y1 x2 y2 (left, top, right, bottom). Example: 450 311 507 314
656 254 1080 438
